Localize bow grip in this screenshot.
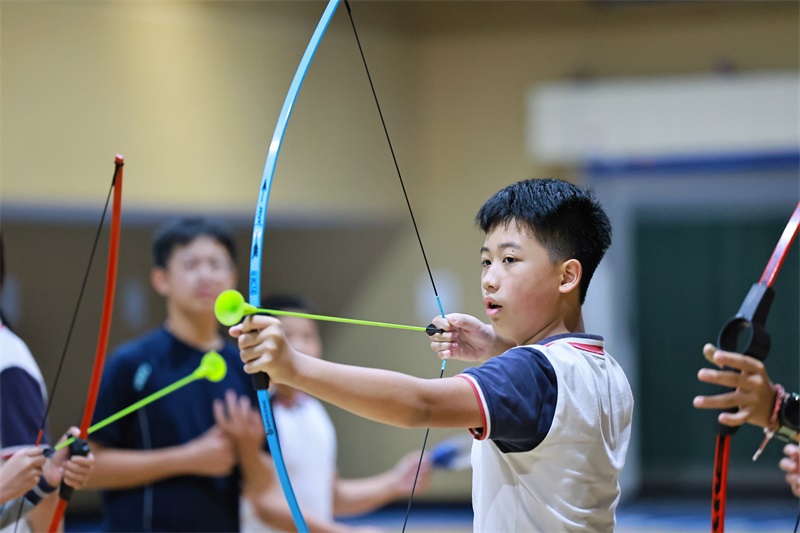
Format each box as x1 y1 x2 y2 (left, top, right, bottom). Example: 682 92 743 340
58 437 90 502
252 373 270 391
715 283 775 436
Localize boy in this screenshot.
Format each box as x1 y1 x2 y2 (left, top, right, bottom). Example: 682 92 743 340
88 218 361 533
0 233 95 531
241 294 431 532
87 218 264 532
232 179 634 531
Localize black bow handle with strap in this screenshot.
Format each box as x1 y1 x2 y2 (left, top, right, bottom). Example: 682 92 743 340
711 200 800 533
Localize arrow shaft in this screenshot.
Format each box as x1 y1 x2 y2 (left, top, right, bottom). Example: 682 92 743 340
260 308 427 332
56 374 200 451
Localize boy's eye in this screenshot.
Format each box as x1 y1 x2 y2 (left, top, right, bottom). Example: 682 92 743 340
503 256 516 263
480 258 491 267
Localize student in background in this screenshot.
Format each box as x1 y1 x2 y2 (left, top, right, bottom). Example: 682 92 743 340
0 233 94 532
241 294 431 533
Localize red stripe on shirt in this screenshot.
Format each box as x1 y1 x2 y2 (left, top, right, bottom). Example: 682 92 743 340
568 342 605 356
456 374 489 440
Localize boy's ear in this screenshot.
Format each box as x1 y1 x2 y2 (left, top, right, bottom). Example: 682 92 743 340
559 259 582 295
150 267 169 297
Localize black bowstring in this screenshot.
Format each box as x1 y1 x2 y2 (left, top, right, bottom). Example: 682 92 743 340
343 2 446 530
12 171 117 531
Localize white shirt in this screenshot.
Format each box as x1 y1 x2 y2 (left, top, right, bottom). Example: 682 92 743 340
241 393 337 532
459 334 633 532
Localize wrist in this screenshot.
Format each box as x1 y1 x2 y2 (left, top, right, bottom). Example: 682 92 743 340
776 392 800 442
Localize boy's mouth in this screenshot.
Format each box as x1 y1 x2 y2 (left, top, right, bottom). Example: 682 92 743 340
484 299 503 317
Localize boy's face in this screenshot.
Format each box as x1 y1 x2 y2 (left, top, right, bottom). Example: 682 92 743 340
280 315 322 360
480 220 563 345
151 236 236 315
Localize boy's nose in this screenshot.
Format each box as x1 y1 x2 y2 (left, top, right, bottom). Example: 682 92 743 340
481 272 498 293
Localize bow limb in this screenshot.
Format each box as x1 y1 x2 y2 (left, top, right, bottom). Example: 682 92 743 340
711 199 800 533
249 2 340 531
47 156 124 532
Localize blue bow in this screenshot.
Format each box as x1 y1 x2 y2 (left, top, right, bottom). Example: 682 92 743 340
247 1 341 531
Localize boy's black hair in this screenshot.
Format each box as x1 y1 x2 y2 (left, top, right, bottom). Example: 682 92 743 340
261 293 315 315
152 217 237 268
475 178 611 304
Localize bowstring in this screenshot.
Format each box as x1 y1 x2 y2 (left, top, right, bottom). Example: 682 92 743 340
343 3 446 530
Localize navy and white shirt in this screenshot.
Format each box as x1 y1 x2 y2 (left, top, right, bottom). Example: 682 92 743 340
0 323 49 458
458 333 634 532
0 322 54 533
91 327 258 533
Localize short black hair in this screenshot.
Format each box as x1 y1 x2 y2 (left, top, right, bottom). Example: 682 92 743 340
151 218 237 268
261 293 315 315
475 178 611 304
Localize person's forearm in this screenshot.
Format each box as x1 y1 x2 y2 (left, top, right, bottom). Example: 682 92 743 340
239 450 273 495
86 445 195 489
333 473 400 517
27 492 61 533
250 489 355 533
287 357 456 429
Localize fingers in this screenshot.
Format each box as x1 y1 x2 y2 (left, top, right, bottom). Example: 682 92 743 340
430 315 453 333
693 390 740 410
430 315 462 360
213 398 227 428
716 410 749 427
696 368 744 389
20 446 47 467
712 350 766 374
61 455 94 490
702 344 766 374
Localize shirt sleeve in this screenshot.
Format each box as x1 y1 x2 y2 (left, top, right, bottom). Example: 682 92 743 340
0 367 47 449
460 346 557 453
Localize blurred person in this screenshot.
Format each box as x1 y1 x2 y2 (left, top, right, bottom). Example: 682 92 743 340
0 233 94 532
85 219 285 532
86 218 372 533
241 294 432 533
0 430 94 529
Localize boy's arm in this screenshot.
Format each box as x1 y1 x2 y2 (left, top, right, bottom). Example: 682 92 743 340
86 425 236 489
26 492 60 533
233 316 482 430
247 483 376 533
429 314 514 364
333 451 432 517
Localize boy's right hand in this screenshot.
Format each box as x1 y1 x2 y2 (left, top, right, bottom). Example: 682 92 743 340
0 447 46 504
429 313 513 363
230 315 298 384
184 426 236 477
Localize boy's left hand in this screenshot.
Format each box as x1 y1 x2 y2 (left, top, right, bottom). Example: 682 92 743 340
230 315 297 384
45 426 95 489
